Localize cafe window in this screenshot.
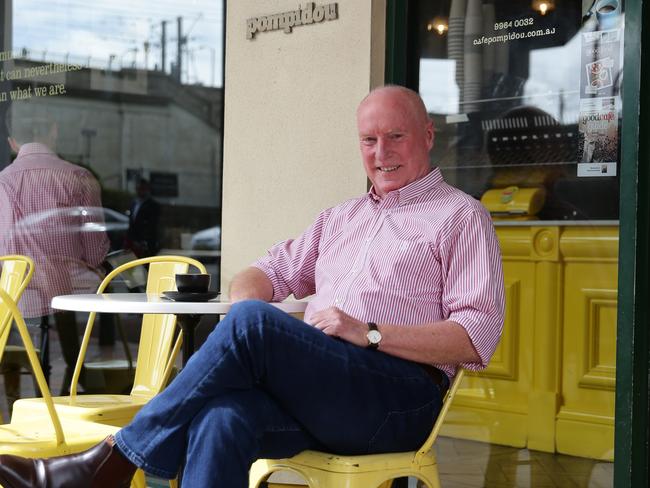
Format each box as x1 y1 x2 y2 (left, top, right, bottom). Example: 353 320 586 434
409 0 623 221
390 1 623 485
0 0 223 269
0 0 223 420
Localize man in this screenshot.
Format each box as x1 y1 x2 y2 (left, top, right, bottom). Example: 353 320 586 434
0 86 504 488
125 178 160 258
0 110 109 397
0 112 109 318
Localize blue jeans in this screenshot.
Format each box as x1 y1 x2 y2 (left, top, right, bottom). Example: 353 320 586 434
115 300 447 487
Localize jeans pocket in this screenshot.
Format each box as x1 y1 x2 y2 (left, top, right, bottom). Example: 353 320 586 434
367 399 438 453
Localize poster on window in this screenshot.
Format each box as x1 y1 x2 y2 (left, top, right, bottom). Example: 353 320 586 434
577 97 618 176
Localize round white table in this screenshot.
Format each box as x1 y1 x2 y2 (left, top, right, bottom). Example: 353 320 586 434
52 293 308 364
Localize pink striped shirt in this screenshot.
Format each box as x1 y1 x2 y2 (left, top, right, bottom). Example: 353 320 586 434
0 143 109 317
254 168 505 378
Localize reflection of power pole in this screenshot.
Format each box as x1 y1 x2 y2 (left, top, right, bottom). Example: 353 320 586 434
161 20 167 73
176 16 183 83
143 41 150 70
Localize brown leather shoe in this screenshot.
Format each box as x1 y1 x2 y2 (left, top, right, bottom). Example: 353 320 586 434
0 435 137 488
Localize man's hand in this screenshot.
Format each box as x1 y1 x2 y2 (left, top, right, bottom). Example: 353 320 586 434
309 307 369 347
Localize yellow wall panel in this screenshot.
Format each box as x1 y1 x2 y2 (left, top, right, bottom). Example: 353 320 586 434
444 242 536 447
486 278 520 380
444 225 618 460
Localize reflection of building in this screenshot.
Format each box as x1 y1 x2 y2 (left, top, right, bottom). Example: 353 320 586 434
6 59 223 209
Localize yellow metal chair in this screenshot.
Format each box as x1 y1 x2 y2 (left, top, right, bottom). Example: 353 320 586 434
249 369 465 488
0 255 36 420
11 255 207 427
0 288 148 488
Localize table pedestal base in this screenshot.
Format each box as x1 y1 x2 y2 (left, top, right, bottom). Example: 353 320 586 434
176 314 201 367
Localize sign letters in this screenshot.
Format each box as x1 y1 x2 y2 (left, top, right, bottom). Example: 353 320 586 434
247 2 338 40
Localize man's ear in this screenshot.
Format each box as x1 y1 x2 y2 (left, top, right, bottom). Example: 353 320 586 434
425 120 435 150
7 137 20 153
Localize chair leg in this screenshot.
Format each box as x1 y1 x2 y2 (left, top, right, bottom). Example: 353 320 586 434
249 461 269 488
130 469 146 488
414 464 442 488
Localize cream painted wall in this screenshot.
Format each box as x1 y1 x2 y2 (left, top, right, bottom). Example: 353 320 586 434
221 0 386 292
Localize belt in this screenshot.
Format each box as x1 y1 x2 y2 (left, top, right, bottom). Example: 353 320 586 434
419 364 450 393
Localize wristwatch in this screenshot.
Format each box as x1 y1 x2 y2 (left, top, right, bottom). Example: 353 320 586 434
366 322 382 349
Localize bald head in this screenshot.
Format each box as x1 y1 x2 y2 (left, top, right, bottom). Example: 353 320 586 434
358 85 430 126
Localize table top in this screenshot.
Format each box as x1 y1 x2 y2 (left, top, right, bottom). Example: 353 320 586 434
51 293 308 315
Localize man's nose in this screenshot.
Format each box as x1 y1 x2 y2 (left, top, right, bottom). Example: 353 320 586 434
375 137 390 160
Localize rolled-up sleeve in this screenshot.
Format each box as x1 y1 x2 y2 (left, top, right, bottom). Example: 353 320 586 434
439 205 505 370
252 208 332 301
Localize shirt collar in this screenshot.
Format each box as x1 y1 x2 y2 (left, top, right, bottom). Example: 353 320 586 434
16 142 56 157
368 167 444 206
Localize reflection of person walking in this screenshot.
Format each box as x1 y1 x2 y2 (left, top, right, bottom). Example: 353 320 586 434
125 179 160 258
0 110 109 405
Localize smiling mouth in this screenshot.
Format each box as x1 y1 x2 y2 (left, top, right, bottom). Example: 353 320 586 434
378 166 399 173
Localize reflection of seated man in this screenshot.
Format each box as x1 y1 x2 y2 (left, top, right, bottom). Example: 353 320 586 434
125 178 160 258
0 86 505 488
0 111 109 396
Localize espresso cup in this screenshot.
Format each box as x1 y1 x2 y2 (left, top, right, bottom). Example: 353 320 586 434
176 273 211 293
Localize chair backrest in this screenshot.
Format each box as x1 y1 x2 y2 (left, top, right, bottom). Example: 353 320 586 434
70 256 207 398
0 288 66 445
0 255 35 359
413 368 465 464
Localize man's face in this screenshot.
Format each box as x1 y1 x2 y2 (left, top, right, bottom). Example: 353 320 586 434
357 90 434 197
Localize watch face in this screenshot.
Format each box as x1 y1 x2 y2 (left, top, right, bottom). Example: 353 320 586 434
367 329 382 344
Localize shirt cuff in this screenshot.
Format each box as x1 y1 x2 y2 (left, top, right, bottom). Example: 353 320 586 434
447 311 503 370
251 260 290 302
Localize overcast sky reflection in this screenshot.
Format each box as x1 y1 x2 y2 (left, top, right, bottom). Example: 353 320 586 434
12 0 224 86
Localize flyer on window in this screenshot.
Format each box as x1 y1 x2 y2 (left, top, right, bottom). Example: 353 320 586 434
580 29 622 98
577 97 618 176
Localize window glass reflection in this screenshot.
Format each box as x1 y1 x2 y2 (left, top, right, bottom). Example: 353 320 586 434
417 0 622 220
0 0 223 413
410 2 620 485
1 0 223 269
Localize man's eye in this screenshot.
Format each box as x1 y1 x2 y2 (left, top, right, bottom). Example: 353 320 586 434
390 133 404 140
361 138 376 145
